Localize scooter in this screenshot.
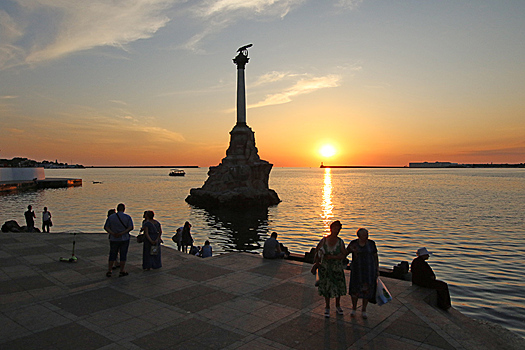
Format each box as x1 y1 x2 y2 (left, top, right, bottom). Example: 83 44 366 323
59 232 78 262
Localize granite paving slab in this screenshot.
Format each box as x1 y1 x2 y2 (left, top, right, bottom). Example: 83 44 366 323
1 232 524 350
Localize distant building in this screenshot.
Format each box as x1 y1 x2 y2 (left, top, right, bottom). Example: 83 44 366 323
0 158 83 168
409 161 461 168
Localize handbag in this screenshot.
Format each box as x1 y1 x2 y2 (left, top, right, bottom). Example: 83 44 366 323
136 234 145 243
150 244 159 255
376 278 392 306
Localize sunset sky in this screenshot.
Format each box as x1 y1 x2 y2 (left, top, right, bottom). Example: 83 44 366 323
1 1 524 167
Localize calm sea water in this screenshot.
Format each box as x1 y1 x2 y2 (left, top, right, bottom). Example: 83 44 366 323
1 167 524 337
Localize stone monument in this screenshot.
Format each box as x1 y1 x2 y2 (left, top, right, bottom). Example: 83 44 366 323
185 44 281 209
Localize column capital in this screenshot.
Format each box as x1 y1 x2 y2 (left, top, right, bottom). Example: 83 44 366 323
233 52 249 69
233 44 252 69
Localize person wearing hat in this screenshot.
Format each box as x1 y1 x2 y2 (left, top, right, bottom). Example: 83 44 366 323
411 247 451 310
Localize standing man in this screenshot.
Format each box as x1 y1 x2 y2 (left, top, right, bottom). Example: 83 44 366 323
104 203 133 277
24 205 36 232
411 247 451 310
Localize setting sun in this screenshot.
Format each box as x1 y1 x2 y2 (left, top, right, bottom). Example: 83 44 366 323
319 144 337 158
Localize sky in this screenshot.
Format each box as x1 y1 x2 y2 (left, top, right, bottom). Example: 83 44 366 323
1 0 524 167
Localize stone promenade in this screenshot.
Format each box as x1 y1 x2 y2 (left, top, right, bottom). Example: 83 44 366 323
1 233 523 350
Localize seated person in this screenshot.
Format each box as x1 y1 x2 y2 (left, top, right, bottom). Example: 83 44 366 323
200 240 213 258
189 245 200 256
263 232 288 259
411 247 451 310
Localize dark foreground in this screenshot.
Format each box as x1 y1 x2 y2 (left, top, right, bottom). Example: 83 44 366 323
1 233 523 350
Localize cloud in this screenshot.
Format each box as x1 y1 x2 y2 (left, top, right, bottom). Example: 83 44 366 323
199 0 301 17
184 0 305 51
0 0 176 69
109 100 128 106
248 74 341 108
1 1 363 68
4 127 25 134
460 145 525 158
252 71 292 86
0 0 365 69
140 126 186 143
336 0 363 10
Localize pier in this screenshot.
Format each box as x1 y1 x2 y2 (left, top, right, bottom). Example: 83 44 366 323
0 233 523 349
0 178 82 193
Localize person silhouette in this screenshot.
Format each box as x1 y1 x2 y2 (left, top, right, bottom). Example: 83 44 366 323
411 247 451 310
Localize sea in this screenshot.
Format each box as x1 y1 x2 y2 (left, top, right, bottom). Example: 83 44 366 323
1 167 524 337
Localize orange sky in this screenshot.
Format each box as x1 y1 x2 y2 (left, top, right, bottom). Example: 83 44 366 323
1 1 524 167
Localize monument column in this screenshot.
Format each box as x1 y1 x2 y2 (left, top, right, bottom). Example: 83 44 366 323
233 44 251 126
185 44 280 209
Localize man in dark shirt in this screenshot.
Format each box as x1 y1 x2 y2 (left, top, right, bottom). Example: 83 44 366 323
24 205 36 232
411 247 451 310
263 232 288 259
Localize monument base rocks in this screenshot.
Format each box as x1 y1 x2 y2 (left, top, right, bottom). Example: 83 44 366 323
186 123 280 209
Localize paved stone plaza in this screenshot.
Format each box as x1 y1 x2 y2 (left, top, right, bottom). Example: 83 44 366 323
1 233 523 350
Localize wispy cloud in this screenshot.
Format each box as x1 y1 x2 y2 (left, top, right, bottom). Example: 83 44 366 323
109 100 128 106
460 145 525 158
336 0 363 10
199 0 301 17
184 0 305 52
0 0 176 69
252 71 293 86
248 74 341 109
4 127 25 134
0 1 363 68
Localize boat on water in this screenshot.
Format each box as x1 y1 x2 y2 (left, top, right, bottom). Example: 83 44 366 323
168 169 185 176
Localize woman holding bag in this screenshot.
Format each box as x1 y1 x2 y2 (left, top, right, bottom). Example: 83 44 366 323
347 228 379 319
312 220 347 318
142 210 162 270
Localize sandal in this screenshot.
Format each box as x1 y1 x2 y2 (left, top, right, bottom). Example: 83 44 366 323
119 271 129 277
106 271 112 277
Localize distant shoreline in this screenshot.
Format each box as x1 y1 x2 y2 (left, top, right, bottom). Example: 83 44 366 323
84 165 200 169
320 164 525 169
320 165 406 168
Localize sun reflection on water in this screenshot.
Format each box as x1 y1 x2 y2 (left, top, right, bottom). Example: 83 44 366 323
321 168 333 232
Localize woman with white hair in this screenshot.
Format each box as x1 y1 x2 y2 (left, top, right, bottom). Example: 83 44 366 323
347 228 379 319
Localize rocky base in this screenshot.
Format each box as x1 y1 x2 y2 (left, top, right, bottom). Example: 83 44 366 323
186 187 280 209
185 123 280 209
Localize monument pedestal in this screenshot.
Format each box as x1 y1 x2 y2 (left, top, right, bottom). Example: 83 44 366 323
186 123 280 208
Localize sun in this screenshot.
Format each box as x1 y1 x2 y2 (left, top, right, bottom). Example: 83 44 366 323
319 144 337 158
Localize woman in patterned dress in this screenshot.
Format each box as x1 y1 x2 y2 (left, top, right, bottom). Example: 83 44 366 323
347 228 379 319
312 220 347 317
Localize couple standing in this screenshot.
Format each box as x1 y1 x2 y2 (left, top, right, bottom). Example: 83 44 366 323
104 204 162 277
312 220 378 318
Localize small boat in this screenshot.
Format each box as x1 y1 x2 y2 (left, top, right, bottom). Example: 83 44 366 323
169 169 185 177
